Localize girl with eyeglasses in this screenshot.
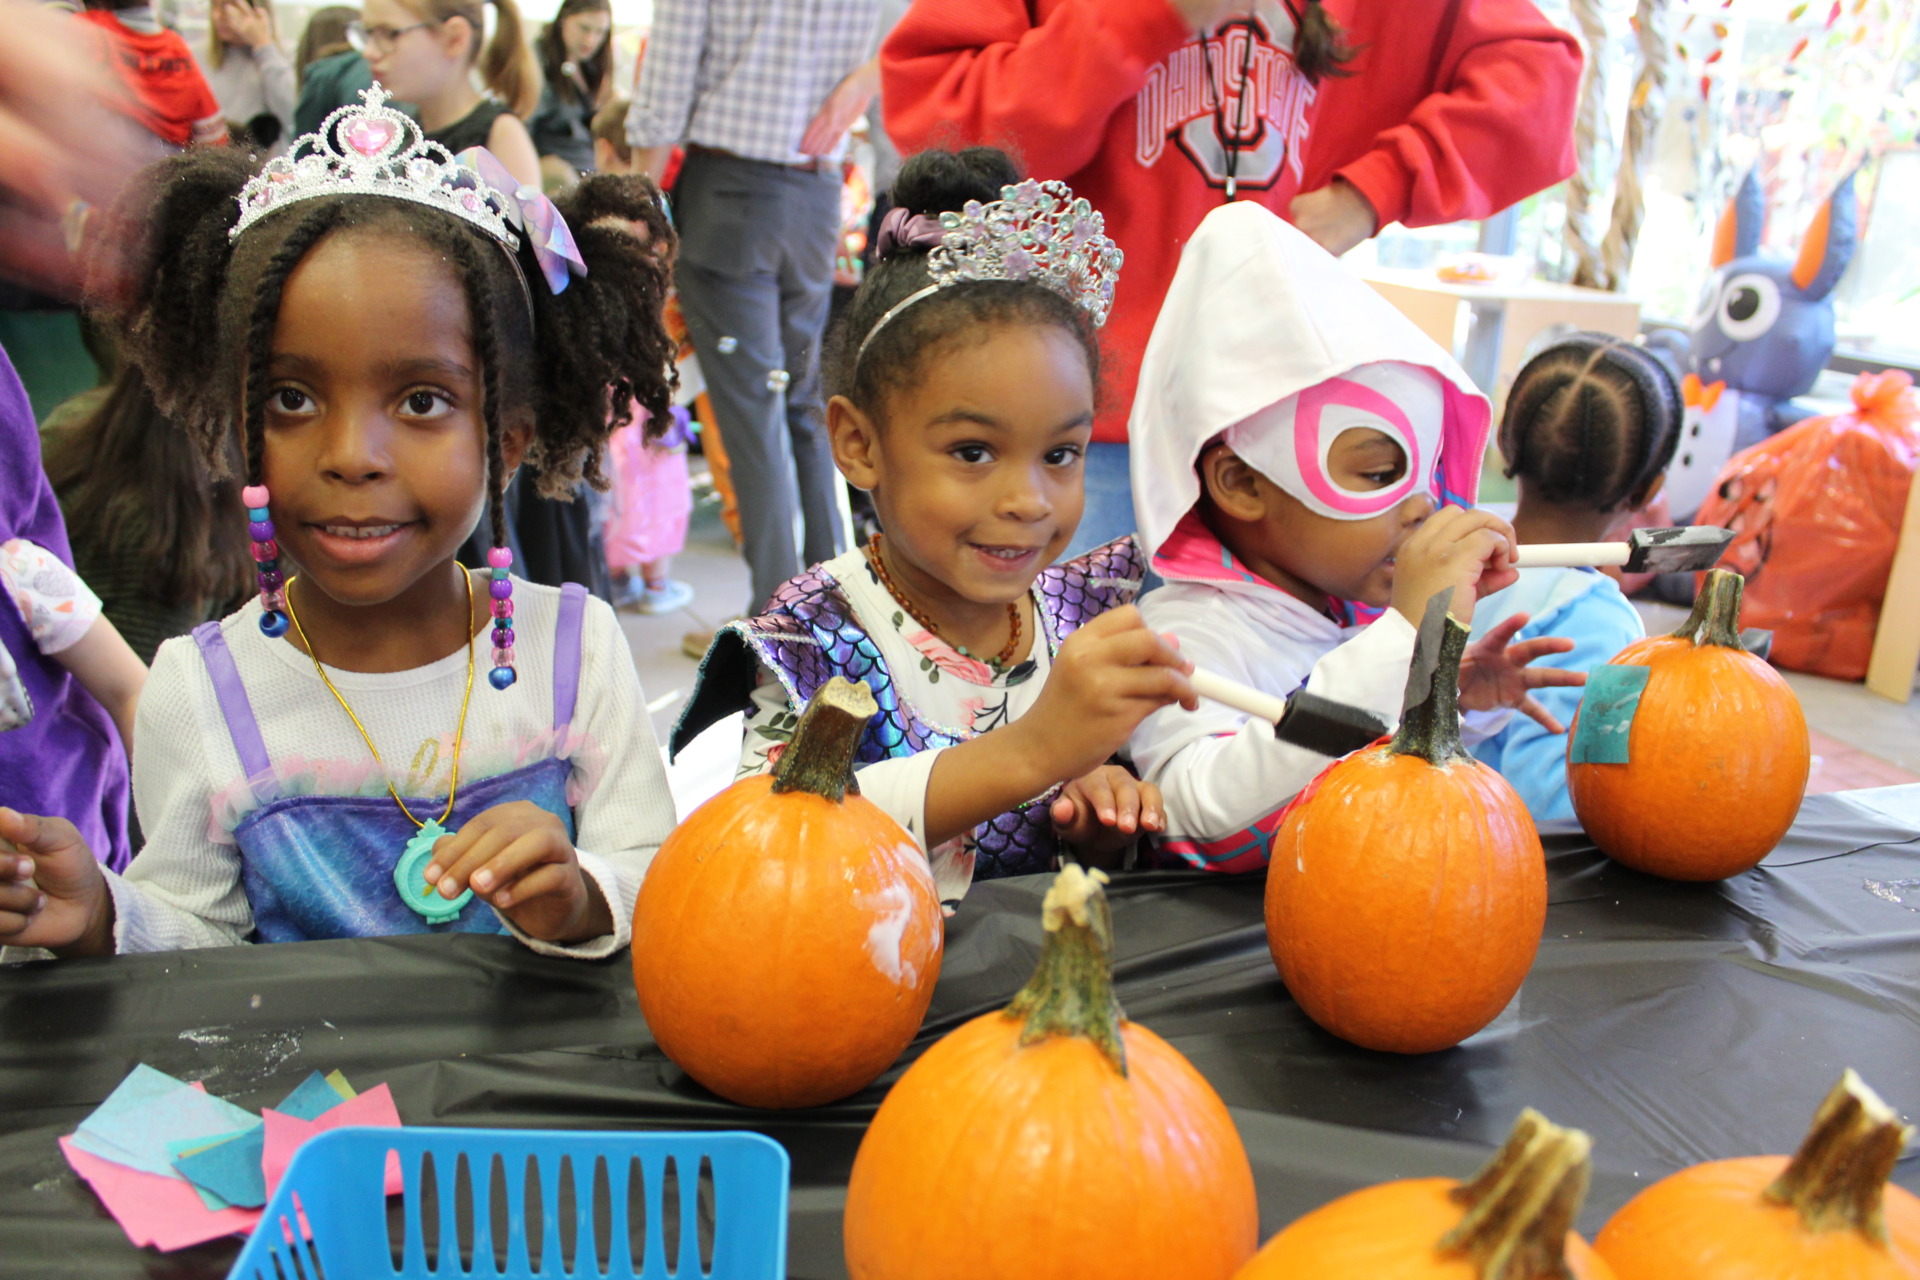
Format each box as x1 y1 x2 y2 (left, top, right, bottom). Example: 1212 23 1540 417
354 0 542 187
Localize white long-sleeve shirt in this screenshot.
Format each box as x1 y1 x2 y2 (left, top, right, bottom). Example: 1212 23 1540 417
58 581 672 959
1131 570 1506 873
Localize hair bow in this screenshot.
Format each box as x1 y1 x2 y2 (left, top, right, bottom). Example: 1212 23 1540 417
457 147 587 296
873 206 945 262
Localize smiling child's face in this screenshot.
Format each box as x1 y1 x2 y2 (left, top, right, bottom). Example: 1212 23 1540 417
830 321 1094 614
1205 427 1433 610
258 228 524 612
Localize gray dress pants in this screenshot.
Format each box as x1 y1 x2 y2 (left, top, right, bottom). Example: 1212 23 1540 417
672 148 847 613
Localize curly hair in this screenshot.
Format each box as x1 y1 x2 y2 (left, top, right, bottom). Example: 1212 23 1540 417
90 147 678 560
827 146 1101 423
1499 334 1682 513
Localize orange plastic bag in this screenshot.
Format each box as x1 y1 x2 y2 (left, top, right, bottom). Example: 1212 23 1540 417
1696 370 1920 679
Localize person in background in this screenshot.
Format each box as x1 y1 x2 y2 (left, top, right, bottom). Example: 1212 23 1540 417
1468 336 1681 828
293 6 381 135
295 3 358 72
592 98 697 614
357 0 541 186
626 0 879 622
0 0 145 297
41 363 254 664
527 0 612 189
882 0 1583 556
76 0 229 151
197 0 295 151
0 344 143 873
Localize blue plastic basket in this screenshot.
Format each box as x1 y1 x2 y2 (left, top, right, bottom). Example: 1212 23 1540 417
227 1126 788 1280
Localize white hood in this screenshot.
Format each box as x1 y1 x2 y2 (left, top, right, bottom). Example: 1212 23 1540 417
1127 201 1492 563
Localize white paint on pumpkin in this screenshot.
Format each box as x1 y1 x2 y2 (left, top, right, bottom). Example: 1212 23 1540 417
858 883 921 988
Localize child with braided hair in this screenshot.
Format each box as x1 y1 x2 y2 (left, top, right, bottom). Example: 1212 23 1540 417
1468 334 1682 828
0 89 682 958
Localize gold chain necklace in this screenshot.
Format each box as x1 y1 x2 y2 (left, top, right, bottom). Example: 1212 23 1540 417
283 569 478 922
863 533 1023 669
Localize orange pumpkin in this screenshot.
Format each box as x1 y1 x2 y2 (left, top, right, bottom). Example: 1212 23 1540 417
630 677 942 1109
1265 610 1546 1054
1597 1070 1920 1279
1236 1109 1614 1279
1568 569 1809 880
843 865 1258 1280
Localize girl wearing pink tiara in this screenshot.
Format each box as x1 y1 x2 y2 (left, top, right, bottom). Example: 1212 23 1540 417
0 88 681 957
1127 201 1585 873
673 149 1197 905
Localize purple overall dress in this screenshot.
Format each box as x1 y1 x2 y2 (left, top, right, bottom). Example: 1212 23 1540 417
670 537 1143 879
189 584 589 942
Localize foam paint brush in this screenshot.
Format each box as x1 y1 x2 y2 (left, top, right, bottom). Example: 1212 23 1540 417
1511 525 1733 573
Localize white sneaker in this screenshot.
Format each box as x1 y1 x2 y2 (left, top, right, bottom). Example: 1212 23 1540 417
636 579 695 615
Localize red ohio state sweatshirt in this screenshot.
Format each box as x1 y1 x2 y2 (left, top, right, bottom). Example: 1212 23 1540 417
881 0 1582 442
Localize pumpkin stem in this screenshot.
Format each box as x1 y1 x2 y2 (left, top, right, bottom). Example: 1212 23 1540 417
1764 1069 1913 1243
1671 568 1746 649
769 676 878 804
1006 864 1128 1077
1439 1108 1593 1280
1389 612 1472 768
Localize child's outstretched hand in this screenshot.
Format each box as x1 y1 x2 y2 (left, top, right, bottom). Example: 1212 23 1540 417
1458 613 1586 732
1390 506 1519 626
0 807 112 954
1014 606 1196 785
1051 765 1164 866
424 802 613 945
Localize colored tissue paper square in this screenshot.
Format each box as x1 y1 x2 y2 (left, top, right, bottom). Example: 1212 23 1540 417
170 1125 268 1210
167 1134 237 1211
262 1082 403 1198
71 1065 257 1180
323 1069 357 1100
273 1070 351 1122
60 1136 261 1252
1569 664 1651 765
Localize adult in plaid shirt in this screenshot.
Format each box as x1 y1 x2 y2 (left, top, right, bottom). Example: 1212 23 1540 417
627 0 880 617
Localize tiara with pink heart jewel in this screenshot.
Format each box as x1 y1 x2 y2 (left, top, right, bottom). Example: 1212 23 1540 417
231 84 585 295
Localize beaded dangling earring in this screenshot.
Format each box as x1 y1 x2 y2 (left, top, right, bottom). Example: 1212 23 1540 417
244 485 289 638
487 545 516 689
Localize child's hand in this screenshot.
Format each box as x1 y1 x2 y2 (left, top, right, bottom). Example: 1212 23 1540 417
0 807 112 954
1014 606 1196 784
1051 765 1164 865
1458 613 1586 731
1389 507 1519 627
424 802 613 945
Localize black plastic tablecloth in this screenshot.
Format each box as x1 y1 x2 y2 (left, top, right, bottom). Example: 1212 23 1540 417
3 789 1918 1278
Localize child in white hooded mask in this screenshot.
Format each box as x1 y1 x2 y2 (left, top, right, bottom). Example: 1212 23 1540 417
1127 202 1584 872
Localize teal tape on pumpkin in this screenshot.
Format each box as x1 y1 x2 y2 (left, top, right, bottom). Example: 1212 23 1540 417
1570 665 1651 764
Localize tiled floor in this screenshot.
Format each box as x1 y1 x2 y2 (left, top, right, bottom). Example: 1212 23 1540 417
621 474 1920 812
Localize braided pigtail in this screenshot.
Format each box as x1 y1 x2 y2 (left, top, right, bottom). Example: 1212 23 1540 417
524 173 679 493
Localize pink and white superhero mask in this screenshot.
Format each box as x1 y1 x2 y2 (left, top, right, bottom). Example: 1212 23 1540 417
1129 202 1490 567
1226 360 1445 521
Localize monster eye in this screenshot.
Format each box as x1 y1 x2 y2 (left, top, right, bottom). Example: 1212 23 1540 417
1716 272 1782 342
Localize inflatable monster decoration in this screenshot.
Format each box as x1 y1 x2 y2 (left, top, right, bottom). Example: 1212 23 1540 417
1665 170 1859 522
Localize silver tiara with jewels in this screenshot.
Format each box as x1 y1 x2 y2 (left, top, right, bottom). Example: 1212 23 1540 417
231 85 519 250
857 179 1123 362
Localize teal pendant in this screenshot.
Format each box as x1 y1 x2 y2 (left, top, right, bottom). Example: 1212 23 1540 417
393 819 468 924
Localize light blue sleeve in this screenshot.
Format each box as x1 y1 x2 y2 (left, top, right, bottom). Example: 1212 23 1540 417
1470 586 1646 828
